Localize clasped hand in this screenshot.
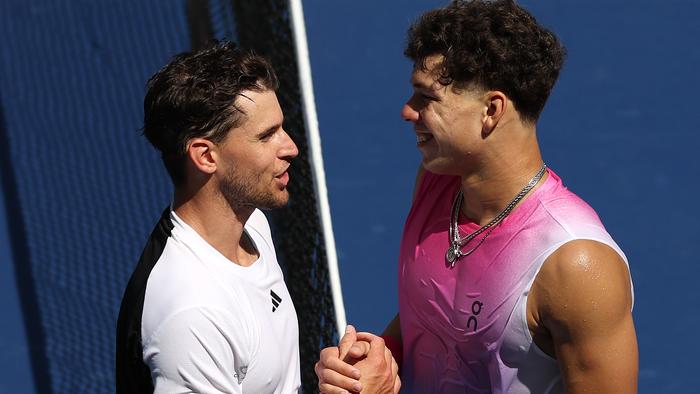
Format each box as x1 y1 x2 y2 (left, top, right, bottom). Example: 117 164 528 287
315 325 401 393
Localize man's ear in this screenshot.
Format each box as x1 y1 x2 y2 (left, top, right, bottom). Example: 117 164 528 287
186 138 217 175
481 90 507 136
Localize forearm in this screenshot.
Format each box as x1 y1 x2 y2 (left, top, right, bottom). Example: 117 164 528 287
381 314 403 370
381 313 401 342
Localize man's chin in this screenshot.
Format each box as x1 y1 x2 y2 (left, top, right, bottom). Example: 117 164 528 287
421 158 445 174
258 191 290 210
422 159 462 176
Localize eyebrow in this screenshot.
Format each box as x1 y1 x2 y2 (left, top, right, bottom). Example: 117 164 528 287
411 76 442 93
238 92 255 103
257 119 284 137
411 80 432 90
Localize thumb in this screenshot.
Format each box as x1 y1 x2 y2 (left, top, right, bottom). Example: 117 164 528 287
338 324 357 360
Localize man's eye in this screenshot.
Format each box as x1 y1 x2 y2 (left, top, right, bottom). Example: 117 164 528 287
260 130 276 141
421 94 436 101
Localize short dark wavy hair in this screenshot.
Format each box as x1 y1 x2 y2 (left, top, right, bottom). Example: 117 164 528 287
143 41 278 185
405 0 566 123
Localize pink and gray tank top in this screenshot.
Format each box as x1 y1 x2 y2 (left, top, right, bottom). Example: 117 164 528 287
397 169 630 393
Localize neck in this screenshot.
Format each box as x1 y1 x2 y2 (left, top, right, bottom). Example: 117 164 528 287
459 138 546 226
173 183 258 266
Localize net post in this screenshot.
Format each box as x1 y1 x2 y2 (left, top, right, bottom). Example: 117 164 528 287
287 0 347 336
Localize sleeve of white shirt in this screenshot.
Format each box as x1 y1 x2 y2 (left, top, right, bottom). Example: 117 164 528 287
143 307 252 394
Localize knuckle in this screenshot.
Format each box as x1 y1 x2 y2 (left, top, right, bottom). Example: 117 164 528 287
320 369 332 381
368 356 382 369
358 343 370 355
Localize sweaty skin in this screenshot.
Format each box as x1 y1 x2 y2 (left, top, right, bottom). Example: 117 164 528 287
528 239 637 393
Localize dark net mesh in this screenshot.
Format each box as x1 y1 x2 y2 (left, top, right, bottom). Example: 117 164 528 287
0 0 336 391
0 2 188 392
228 1 340 392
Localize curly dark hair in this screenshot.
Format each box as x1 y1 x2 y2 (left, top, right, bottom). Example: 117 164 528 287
405 0 566 123
143 41 278 185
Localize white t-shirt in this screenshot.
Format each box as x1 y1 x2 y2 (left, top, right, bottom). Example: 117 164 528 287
140 209 301 393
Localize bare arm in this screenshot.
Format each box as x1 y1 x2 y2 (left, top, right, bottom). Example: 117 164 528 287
530 240 638 393
382 314 401 341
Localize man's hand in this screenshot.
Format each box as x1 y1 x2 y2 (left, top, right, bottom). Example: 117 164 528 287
315 325 400 393
352 332 400 394
316 325 363 393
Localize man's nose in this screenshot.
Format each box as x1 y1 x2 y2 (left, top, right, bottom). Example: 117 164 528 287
281 129 299 159
401 98 419 122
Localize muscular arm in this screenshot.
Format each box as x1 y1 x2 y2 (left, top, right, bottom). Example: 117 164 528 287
530 240 638 393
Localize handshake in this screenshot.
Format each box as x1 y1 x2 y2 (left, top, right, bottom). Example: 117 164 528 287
315 325 401 394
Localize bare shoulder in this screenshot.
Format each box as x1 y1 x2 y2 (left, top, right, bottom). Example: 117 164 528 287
529 239 638 392
532 239 633 329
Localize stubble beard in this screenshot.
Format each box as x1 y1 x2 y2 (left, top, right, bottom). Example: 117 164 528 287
219 167 288 211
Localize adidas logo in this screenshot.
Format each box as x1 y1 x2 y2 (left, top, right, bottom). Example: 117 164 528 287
271 290 282 312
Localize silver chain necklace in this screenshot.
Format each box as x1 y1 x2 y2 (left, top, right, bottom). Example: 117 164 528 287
445 163 547 268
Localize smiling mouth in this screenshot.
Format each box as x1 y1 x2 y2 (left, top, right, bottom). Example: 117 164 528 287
416 133 433 145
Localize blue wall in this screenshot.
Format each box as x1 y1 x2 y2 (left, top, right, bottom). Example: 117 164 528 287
1 0 698 392
0 1 185 391
0 187 34 393
303 1 699 392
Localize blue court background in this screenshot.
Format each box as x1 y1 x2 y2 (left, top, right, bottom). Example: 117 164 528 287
303 1 699 392
0 1 698 392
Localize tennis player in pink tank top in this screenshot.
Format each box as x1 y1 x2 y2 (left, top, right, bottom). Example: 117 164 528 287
316 1 638 393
